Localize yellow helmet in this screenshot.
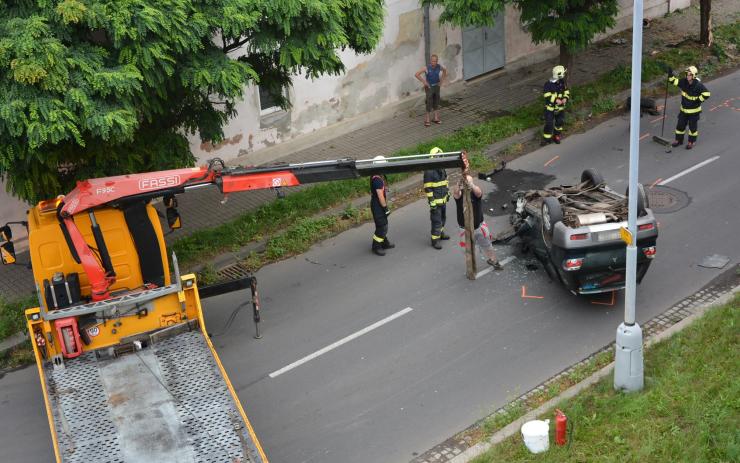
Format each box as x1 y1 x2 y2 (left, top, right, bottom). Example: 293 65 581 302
686 65 698 77
429 147 443 155
552 65 566 80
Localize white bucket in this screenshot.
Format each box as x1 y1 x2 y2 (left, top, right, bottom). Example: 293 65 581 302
520 419 550 454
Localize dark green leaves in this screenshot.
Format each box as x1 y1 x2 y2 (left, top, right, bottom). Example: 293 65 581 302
0 0 384 202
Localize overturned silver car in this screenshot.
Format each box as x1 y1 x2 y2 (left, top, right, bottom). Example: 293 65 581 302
509 169 659 295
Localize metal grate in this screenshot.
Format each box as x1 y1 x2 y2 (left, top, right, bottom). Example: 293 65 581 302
45 330 262 462
217 262 254 280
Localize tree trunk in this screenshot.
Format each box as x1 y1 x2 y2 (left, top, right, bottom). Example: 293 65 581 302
699 0 713 47
559 43 574 74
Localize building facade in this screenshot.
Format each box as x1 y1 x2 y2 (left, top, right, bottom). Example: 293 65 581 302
189 0 689 164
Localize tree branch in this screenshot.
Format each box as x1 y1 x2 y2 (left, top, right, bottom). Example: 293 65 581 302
224 36 251 53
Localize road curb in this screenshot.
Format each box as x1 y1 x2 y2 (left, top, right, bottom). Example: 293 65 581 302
447 284 740 463
0 332 28 357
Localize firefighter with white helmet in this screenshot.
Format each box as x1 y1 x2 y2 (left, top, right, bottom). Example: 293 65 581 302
668 65 710 149
541 65 571 146
370 156 395 256
423 147 451 249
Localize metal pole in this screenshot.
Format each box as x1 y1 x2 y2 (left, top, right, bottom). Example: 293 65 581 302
423 5 431 67
614 0 644 392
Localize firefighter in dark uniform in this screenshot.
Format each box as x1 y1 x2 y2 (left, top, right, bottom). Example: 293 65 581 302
541 65 570 146
424 147 451 249
669 65 710 150
370 156 395 256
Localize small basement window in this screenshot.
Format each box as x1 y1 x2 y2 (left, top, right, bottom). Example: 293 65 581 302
259 86 284 115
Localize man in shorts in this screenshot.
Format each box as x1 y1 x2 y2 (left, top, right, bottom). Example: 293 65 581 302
453 175 502 269
415 54 447 127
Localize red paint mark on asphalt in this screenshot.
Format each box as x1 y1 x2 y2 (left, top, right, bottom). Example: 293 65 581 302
639 133 650 141
650 115 665 123
521 285 544 299
544 156 559 167
649 178 662 189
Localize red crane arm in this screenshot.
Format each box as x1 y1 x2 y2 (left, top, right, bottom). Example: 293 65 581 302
55 152 467 301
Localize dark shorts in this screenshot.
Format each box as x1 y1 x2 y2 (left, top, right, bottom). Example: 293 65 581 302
425 85 441 112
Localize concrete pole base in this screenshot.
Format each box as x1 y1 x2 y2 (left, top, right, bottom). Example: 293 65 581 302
613 322 644 392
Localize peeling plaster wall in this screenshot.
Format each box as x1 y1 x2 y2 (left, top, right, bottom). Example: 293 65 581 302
190 0 434 163
189 0 689 164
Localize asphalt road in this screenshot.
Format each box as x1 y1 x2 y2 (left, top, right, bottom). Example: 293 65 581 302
1 70 737 463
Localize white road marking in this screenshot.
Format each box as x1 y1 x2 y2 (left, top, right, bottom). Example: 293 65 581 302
475 255 517 278
658 156 720 186
268 307 414 378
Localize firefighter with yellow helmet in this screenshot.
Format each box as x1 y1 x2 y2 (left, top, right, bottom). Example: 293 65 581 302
541 65 570 146
668 65 710 149
423 147 451 249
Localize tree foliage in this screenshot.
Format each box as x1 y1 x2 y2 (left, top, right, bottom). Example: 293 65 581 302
426 0 619 69
422 0 506 28
0 0 384 202
514 0 618 57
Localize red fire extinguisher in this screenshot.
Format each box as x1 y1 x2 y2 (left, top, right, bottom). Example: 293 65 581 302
555 409 569 446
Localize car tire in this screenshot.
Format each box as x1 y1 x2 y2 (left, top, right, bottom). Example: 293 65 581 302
581 168 605 188
625 183 650 217
541 196 563 249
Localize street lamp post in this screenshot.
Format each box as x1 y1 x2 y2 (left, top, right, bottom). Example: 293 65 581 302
614 0 645 392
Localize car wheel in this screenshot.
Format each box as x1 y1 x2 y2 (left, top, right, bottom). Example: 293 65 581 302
581 168 605 188
541 196 563 249
625 183 650 217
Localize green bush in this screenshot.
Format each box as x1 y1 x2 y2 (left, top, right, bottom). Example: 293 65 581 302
0 295 36 340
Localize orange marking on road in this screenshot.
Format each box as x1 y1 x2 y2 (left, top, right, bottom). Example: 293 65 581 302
521 285 545 299
650 115 665 123
544 155 560 167
649 178 662 189
656 105 664 111
591 291 616 306
639 133 650 141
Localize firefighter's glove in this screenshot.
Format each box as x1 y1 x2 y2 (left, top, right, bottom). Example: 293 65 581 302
384 207 391 216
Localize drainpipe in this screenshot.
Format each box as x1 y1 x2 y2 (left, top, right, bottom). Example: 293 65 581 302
423 5 431 66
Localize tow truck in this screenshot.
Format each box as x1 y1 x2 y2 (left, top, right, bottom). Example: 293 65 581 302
0 151 466 463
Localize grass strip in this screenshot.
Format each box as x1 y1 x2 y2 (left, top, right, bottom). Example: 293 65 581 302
173 21 739 270
473 294 740 463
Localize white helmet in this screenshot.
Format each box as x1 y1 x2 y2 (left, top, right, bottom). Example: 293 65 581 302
552 65 566 80
686 65 698 77
373 155 387 164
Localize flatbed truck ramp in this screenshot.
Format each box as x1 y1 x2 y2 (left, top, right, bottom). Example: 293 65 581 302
37 325 265 463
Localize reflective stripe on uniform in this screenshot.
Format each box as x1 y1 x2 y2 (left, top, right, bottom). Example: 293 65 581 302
699 91 710 101
429 198 447 207
546 105 556 111
543 132 552 138
423 180 449 188
680 106 702 114
373 235 385 243
681 91 699 100
675 129 686 134
689 129 698 136
669 76 679 86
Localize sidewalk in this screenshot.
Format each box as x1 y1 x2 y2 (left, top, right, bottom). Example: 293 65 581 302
1 0 737 301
